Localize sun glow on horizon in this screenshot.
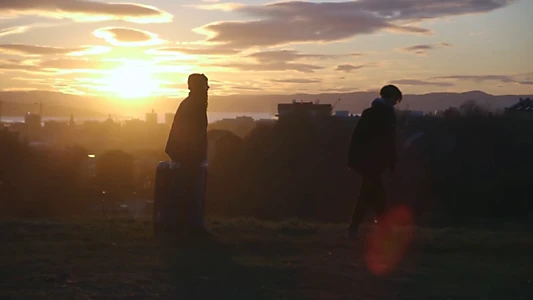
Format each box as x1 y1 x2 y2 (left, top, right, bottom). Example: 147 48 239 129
104 64 160 99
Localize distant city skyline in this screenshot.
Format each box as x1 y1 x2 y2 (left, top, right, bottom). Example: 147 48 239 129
0 112 274 124
0 0 532 102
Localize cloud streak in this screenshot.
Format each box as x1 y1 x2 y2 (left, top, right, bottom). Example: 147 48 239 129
389 79 454 87
147 46 239 56
335 64 369 73
0 0 172 23
211 49 339 73
93 27 163 46
0 59 43 74
189 2 244 12
195 0 511 49
214 62 324 73
39 59 121 71
0 44 110 56
269 79 322 84
433 75 533 86
0 26 29 38
248 50 337 63
0 56 126 75
398 42 453 55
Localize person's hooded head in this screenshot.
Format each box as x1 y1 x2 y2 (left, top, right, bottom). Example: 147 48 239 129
379 84 402 106
187 73 209 110
188 73 209 94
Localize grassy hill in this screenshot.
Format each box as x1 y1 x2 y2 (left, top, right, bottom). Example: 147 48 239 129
0 218 531 299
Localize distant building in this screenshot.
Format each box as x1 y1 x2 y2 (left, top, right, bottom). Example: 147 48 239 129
43 121 69 135
277 100 332 119
334 110 350 117
1 125 20 141
397 109 425 119
165 113 175 126
333 110 358 119
123 119 145 132
44 121 68 129
69 114 76 127
124 119 144 126
145 109 158 125
407 110 424 117
7 122 25 133
24 112 41 133
505 98 533 119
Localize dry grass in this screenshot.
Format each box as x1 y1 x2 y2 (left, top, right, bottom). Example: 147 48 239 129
0 218 532 299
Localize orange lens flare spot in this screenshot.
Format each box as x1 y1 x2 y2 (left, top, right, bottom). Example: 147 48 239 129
364 205 415 276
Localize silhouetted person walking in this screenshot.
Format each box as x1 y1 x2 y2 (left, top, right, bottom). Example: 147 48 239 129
164 73 211 237
347 85 402 241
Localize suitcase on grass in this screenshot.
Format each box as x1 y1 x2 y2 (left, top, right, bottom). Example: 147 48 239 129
153 161 207 235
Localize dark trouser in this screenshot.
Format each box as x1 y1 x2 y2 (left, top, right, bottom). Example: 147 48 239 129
350 173 386 227
162 164 206 231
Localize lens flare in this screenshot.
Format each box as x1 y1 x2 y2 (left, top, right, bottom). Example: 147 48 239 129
364 205 414 276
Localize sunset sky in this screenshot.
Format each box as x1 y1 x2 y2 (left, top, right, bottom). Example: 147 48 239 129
0 0 532 100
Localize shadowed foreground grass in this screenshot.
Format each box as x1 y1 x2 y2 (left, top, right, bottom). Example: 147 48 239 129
0 218 532 299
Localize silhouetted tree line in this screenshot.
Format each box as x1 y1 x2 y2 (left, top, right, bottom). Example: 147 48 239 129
1 103 532 224
0 131 152 217
0 131 90 217
406 115 533 221
205 111 532 225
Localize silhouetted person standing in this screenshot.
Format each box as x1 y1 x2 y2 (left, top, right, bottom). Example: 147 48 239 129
347 85 402 241
164 73 210 236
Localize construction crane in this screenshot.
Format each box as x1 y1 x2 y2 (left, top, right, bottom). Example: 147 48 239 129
33 101 43 116
332 98 342 109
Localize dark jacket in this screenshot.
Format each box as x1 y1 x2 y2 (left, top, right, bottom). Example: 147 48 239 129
165 93 207 167
348 98 397 174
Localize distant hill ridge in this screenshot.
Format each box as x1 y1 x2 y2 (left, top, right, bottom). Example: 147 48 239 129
0 90 530 117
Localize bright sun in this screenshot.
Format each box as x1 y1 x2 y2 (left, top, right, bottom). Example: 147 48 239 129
106 65 159 99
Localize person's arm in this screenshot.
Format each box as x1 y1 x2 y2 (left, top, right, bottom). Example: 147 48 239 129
165 107 182 162
183 109 207 167
348 110 372 169
168 103 206 167
388 110 398 172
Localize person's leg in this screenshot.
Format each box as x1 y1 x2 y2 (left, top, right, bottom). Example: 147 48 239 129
187 165 206 229
160 167 185 232
349 175 375 232
184 165 212 238
159 171 180 231
372 174 387 223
